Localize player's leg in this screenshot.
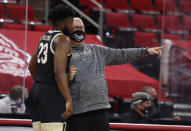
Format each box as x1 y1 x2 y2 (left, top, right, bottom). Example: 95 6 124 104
41 122 66 131
32 121 41 131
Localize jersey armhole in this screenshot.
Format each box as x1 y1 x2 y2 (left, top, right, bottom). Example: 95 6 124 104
50 33 65 54
68 52 72 56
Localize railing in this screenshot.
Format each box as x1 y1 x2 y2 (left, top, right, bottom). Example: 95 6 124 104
110 123 191 131
0 118 191 131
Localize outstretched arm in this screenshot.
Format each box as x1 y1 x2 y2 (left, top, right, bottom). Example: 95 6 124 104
96 45 166 65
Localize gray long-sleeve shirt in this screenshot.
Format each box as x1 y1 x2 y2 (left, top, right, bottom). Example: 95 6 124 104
70 44 148 114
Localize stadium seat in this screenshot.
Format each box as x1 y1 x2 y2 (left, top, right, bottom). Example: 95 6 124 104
2 23 30 30
105 12 138 39
131 14 157 31
180 1 191 15
130 0 158 14
80 0 103 8
106 12 131 28
0 4 4 18
7 4 34 20
105 0 133 11
182 16 191 31
32 25 52 32
80 0 103 15
134 32 159 47
155 0 179 15
7 4 41 24
162 33 182 40
157 15 181 33
185 35 191 41
0 4 15 24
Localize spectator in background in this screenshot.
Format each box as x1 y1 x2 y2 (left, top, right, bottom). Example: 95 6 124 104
120 92 152 123
0 85 26 114
141 86 180 121
141 87 160 120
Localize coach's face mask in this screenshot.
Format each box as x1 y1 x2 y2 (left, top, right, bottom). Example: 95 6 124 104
70 30 85 42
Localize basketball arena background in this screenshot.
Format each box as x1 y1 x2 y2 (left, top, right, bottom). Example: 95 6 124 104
0 0 191 130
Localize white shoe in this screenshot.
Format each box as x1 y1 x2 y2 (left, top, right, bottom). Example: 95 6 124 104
32 121 41 131
41 122 66 131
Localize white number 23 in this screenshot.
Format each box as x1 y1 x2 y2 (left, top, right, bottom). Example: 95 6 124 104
37 42 48 64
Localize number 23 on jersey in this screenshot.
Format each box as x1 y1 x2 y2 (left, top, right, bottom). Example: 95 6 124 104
37 42 48 64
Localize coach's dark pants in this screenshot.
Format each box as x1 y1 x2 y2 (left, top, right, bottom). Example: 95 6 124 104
67 109 110 131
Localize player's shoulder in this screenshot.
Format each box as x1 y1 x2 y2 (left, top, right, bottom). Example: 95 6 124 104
53 33 69 44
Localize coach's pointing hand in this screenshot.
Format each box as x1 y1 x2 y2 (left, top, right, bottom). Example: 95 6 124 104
147 46 166 58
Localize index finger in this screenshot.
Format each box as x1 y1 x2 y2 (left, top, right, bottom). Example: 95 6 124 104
155 46 166 50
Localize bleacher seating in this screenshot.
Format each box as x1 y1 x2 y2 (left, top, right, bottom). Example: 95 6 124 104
157 15 181 32
105 0 131 11
162 33 182 40
134 32 159 47
182 16 191 32
106 12 131 28
131 14 157 31
7 4 34 20
7 4 41 24
155 0 179 15
0 4 4 18
32 25 52 32
2 23 30 30
130 0 158 14
180 0 191 15
80 0 103 8
185 35 191 41
80 0 103 15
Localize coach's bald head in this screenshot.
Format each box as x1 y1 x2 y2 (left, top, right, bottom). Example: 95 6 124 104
73 17 85 32
70 17 85 45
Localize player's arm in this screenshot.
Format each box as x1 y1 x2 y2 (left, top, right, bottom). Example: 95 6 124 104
53 35 73 118
28 48 38 80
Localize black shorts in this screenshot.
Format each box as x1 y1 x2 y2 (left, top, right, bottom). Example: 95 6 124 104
66 109 110 131
26 83 66 123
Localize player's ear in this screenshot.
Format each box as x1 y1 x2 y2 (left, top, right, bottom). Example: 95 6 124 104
59 22 65 29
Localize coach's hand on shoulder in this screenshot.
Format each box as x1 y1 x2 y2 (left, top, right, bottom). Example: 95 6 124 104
147 46 166 58
68 66 77 81
61 100 73 119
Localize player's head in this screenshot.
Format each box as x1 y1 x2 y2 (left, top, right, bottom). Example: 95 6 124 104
70 17 85 43
48 4 76 36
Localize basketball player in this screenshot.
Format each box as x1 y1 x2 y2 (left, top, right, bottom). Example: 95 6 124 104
66 17 166 131
26 4 76 131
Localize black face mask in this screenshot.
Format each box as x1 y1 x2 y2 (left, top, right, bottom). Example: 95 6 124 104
70 30 85 42
62 25 71 36
153 98 158 107
143 106 152 114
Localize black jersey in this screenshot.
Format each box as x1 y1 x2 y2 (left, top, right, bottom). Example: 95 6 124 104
35 30 71 85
